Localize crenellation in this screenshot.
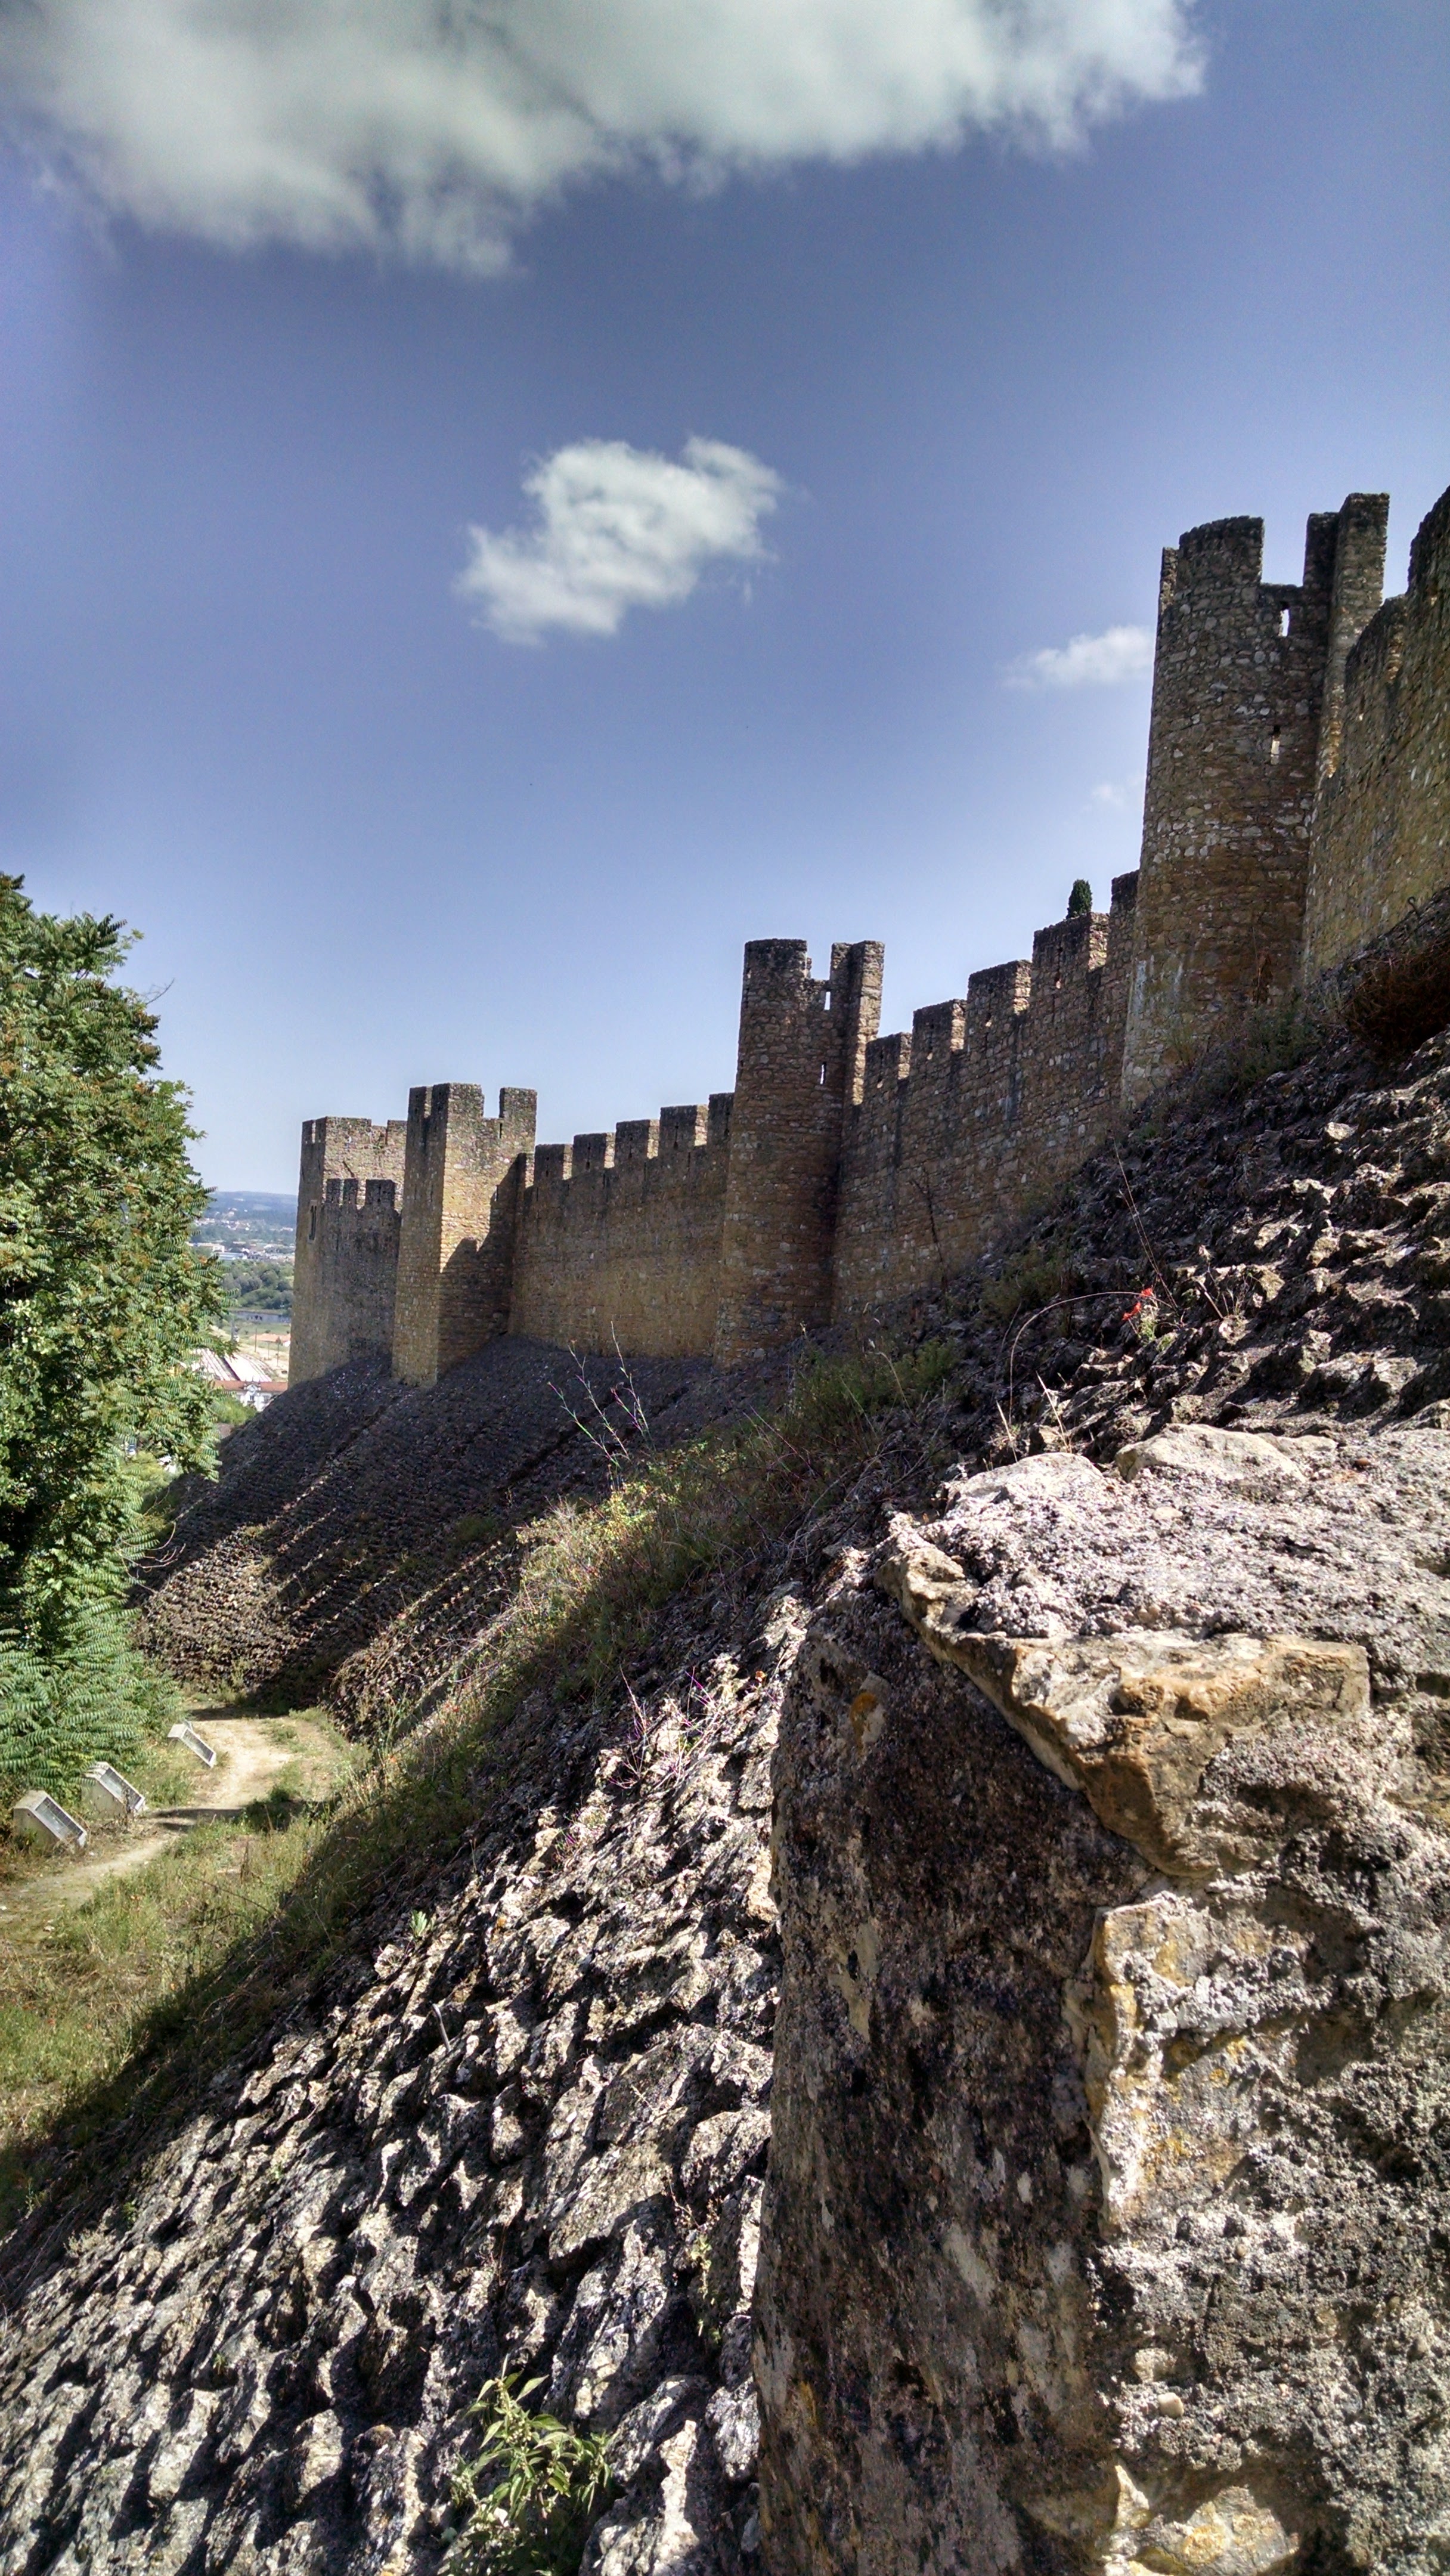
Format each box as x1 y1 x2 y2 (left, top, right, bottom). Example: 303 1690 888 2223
295 470 1450 1386
1303 486 1450 979
1122 493 1388 1103
292 1113 407 1385
392 1082 537 1388
571 1131 614 1175
964 956 1031 1046
660 1103 707 1153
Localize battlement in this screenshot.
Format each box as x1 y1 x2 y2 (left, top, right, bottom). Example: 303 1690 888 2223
391 1082 538 1387
295 472 1449 1387
1303 486 1449 979
1121 492 1390 1102
510 1080 737 1358
292 1114 408 1383
832 871 1136 1314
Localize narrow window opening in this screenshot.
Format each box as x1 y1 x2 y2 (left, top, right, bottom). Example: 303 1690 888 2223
1279 606 1291 637
819 1064 827 1085
1270 729 1282 765
308 1206 317 1240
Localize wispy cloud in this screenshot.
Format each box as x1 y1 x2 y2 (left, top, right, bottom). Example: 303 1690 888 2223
1006 624 1154 689
0 2 1203 270
1089 776 1144 809
457 438 782 645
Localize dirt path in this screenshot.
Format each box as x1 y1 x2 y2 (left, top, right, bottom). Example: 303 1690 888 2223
0 1711 342 1925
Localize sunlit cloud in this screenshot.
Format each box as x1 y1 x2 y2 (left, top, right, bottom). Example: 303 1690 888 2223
1006 624 1155 689
457 438 783 644
1 1 1203 270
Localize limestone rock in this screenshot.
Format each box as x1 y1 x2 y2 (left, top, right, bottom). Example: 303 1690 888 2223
760 1445 1450 2573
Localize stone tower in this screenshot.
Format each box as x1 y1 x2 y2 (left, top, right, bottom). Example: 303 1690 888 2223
1120 494 1387 1105
391 1083 537 1387
714 938 882 1367
291 1116 408 1383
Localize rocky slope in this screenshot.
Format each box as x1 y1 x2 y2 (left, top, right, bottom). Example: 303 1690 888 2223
4 1008 1450 2571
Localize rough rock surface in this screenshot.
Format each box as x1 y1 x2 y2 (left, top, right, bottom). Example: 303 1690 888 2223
10 1018 1450 2569
0 1614 806 2575
759 1426 1450 2574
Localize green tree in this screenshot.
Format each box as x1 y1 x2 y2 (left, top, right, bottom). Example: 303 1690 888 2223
1067 877 1093 918
0 880 224 1788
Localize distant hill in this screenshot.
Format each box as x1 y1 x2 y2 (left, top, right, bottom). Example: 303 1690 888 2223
193 1191 297 1262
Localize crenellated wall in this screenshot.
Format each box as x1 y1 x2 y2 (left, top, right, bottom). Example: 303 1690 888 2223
1120 496 1389 1106
291 470 1450 1391
715 940 882 1367
832 877 1137 1314
392 1083 537 1388
1303 486 1450 979
510 1096 735 1359
292 1115 408 1383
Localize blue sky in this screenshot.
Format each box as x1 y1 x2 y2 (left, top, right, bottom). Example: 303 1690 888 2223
1 1 1446 1190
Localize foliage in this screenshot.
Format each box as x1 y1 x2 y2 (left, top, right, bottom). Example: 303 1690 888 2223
0 1606 181 1803
0 878 223 1779
223 1258 293 1315
1150 985 1341 1124
448 2377 614 2576
0 1721 346 2184
1067 877 1093 918
978 1232 1080 1326
1121 1287 1160 1344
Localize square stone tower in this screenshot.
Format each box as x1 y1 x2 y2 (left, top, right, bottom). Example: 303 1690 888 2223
1121 495 1387 1106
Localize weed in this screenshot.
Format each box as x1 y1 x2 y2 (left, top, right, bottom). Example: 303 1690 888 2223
978 1234 1079 1327
448 2376 614 2576
1122 1289 1160 1345
546 1340 652 1487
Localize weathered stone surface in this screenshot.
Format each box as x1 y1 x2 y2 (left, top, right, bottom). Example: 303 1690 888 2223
760 1427 1450 2575
0 1640 788 2575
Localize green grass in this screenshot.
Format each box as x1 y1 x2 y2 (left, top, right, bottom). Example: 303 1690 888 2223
0 1342 954 2232
0 1803 326 2184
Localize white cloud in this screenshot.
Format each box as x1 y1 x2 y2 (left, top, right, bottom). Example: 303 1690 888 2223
1089 775 1142 807
457 437 782 643
1006 623 1154 689
0 2 1203 270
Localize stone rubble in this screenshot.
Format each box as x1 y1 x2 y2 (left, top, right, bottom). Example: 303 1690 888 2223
0 1606 808 2575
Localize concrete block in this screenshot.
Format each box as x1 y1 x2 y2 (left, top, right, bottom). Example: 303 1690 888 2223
168 1722 219 1769
80 1761 148 1822
11 1791 88 1853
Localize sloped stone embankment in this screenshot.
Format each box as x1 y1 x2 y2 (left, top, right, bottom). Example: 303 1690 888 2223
7 1013 1450 2568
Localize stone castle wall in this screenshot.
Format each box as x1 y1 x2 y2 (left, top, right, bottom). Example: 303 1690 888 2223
292 473 1450 1389
391 1083 537 1387
1120 495 1388 1106
290 1116 407 1383
1303 483 1450 978
832 878 1137 1315
509 1097 735 1360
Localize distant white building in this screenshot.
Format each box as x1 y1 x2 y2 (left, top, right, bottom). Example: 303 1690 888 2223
194 1347 286 1410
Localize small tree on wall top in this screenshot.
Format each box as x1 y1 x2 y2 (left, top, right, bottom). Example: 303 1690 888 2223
1067 878 1093 918
0 877 224 1787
